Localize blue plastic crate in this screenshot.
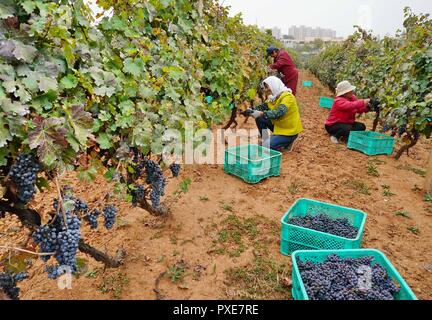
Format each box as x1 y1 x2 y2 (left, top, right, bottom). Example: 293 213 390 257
292 249 418 300
224 145 282 184
302 81 313 87
319 97 334 109
348 131 395 156
280 199 367 256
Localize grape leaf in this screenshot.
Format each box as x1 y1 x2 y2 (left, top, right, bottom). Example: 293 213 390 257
22 72 39 91
21 1 37 14
12 41 37 63
0 4 15 19
96 133 113 150
0 98 30 116
123 57 145 76
60 74 78 89
0 40 16 60
28 117 68 167
14 84 32 103
69 105 93 146
38 76 58 92
0 115 12 147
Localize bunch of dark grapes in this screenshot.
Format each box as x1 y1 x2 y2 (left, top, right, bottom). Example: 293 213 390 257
297 254 400 300
32 206 81 279
143 159 166 208
103 205 118 230
397 124 407 137
73 198 88 214
132 185 146 207
150 175 166 208
8 153 40 204
288 214 359 239
0 272 28 300
84 209 100 229
381 124 393 133
169 164 181 177
143 159 162 184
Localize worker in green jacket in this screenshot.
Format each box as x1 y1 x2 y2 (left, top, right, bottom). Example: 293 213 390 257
245 76 303 151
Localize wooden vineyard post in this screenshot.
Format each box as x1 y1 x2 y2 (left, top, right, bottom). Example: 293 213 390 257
426 150 432 193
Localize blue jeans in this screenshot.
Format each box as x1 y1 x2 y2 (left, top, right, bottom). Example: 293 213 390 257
255 117 298 150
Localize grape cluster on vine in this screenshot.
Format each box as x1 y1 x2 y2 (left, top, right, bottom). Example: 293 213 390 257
288 214 358 239
143 159 167 209
0 272 29 300
33 209 81 279
8 154 40 204
84 209 101 229
131 185 146 207
103 205 118 230
298 254 400 300
169 164 181 178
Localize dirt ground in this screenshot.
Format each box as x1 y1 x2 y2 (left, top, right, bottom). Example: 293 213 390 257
1 70 431 300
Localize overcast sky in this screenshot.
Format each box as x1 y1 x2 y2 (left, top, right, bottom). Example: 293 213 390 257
220 0 432 38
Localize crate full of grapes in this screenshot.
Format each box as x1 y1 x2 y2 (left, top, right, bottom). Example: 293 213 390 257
291 249 417 300
280 199 367 255
224 145 282 184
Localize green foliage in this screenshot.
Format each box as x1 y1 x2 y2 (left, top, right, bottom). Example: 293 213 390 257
307 8 432 156
0 0 278 181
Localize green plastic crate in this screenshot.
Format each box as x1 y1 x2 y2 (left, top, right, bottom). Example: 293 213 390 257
319 97 334 109
302 81 313 87
224 145 282 184
292 249 418 300
204 96 213 104
280 199 367 256
348 131 395 156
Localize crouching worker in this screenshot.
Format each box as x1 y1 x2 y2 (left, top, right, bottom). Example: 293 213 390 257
245 76 303 151
325 80 371 144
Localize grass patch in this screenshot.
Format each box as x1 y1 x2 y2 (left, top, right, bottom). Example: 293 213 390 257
220 202 234 212
395 211 411 219
367 161 380 177
99 273 130 299
407 226 420 235
224 255 291 300
397 164 426 177
174 178 192 196
199 196 209 202
343 180 371 195
382 185 395 197
211 214 278 258
167 262 187 284
288 181 303 195
424 193 432 203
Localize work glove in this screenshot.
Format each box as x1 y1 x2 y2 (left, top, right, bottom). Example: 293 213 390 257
251 110 263 119
242 108 255 117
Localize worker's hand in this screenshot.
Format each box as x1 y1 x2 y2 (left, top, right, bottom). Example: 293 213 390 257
242 108 255 117
364 99 371 107
251 110 264 119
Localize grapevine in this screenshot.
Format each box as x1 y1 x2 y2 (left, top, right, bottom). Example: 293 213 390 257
0 0 279 299
307 8 431 158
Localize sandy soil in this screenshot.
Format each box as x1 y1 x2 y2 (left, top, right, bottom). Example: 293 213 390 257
1 70 431 300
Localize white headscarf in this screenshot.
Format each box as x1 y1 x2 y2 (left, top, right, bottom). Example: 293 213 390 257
262 76 292 102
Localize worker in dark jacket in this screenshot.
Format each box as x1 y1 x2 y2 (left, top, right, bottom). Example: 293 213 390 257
267 46 299 96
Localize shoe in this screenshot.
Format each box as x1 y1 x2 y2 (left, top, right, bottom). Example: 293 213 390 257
330 136 339 144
